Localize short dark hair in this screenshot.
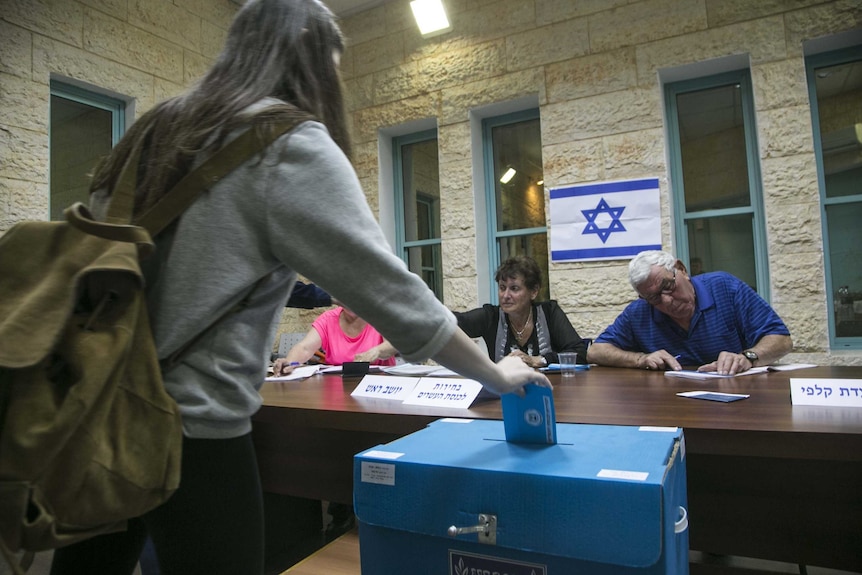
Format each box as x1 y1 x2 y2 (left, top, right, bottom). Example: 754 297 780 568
495 256 542 291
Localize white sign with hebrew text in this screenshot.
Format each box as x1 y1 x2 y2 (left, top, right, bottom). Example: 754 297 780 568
402 377 485 408
790 378 862 407
350 375 418 401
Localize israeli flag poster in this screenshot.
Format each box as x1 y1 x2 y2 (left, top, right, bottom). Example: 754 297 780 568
549 177 661 262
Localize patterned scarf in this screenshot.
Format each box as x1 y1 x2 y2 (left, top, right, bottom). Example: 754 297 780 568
494 303 551 362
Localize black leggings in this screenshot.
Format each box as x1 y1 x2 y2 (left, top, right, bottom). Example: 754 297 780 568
50 433 264 575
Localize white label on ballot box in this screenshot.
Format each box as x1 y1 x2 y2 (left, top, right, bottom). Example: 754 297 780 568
350 375 418 401
790 377 862 407
597 469 649 481
362 450 404 460
401 377 484 408
360 461 396 486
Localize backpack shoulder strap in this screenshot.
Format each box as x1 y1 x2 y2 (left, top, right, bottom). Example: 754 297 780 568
103 138 144 226
134 115 313 237
144 114 313 371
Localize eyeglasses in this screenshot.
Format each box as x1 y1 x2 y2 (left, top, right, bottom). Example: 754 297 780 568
638 268 677 305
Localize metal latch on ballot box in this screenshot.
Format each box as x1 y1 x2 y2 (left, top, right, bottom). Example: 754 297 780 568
447 513 497 545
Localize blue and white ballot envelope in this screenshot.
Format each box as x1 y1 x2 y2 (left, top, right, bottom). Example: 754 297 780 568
501 383 557 444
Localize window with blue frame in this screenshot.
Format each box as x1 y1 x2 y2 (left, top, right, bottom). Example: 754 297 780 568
50 81 125 220
807 45 862 348
393 131 443 300
482 110 548 303
665 70 769 297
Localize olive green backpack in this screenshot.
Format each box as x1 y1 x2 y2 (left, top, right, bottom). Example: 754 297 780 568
0 116 309 572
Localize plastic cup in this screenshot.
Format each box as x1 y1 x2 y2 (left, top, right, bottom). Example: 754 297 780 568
559 352 578 377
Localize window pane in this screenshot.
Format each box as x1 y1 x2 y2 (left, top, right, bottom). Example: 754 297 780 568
398 135 442 301
826 202 862 335
50 95 113 219
497 233 550 301
687 214 756 291
813 54 862 341
815 59 862 199
676 84 751 211
491 119 545 231
406 244 442 300
400 139 440 242
824 165 862 199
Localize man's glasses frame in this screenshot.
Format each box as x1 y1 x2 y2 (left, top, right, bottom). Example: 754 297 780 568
638 268 677 305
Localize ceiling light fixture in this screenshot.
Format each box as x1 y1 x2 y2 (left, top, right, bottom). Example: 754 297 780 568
500 167 516 184
410 0 451 37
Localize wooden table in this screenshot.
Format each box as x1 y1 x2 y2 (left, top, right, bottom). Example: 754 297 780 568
253 366 862 571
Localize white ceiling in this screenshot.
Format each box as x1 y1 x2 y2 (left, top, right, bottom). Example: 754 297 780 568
324 0 392 17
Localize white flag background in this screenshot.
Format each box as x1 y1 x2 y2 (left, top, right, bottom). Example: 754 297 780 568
549 178 661 262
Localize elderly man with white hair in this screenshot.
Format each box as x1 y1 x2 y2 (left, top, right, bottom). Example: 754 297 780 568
587 250 792 375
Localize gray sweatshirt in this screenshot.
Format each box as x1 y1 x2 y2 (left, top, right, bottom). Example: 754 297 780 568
93 118 456 438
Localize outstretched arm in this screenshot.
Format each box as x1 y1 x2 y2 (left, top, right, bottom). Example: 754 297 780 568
273 329 323 374
432 329 550 396
588 342 640 368
588 342 682 371
750 334 793 365
699 334 793 375
354 340 398 363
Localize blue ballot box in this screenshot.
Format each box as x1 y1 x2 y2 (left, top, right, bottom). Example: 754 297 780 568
354 418 688 575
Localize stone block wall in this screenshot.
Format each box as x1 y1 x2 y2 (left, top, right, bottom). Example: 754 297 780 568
337 0 862 365
2 0 861 363
0 0 236 223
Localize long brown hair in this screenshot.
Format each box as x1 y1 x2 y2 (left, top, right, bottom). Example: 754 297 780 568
90 0 350 213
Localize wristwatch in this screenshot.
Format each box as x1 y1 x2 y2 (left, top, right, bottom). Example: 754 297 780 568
742 350 758 365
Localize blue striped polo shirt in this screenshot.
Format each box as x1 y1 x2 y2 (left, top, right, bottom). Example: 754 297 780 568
595 271 790 366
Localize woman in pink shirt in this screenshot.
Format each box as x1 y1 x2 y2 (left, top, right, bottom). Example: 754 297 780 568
278 307 397 368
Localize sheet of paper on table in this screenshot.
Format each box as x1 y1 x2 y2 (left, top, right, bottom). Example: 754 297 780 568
766 363 818 372
382 364 448 376
664 366 769 380
265 364 321 381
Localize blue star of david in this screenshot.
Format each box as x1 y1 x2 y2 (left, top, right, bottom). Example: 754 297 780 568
581 197 626 243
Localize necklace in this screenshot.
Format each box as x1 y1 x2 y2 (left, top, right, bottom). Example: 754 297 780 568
512 309 532 340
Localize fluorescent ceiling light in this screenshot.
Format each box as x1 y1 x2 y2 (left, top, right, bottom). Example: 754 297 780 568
410 0 451 37
500 167 516 184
